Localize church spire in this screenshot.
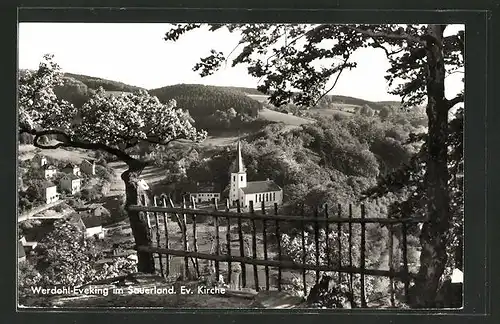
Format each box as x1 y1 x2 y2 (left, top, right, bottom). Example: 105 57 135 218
236 139 245 172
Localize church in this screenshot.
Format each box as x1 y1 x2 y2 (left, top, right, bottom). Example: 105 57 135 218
229 140 283 209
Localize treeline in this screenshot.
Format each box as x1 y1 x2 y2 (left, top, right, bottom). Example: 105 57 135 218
64 73 144 93
149 84 264 131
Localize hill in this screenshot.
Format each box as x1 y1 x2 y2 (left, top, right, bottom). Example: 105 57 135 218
149 84 265 132
64 73 144 93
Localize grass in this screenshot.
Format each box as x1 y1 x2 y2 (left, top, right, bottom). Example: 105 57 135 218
18 144 95 163
258 108 314 126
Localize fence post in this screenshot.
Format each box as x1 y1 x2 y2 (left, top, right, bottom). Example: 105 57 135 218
161 196 170 277
300 204 307 298
324 204 330 267
225 199 232 284
236 200 246 288
153 196 164 277
251 201 260 291
360 204 367 308
181 197 189 279
274 203 282 291
314 206 320 284
388 213 395 307
348 204 354 302
337 203 343 285
401 219 410 303
261 201 270 290
214 198 220 282
191 196 200 277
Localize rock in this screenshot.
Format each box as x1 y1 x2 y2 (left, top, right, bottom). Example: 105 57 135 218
252 290 304 309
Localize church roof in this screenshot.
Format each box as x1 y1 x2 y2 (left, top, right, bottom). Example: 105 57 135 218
241 180 282 194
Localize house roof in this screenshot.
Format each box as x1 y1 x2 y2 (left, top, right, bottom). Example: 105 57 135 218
188 182 221 194
63 174 80 181
41 181 56 189
241 180 282 194
67 214 86 231
82 158 95 164
63 163 79 169
18 240 26 258
82 215 103 228
76 203 105 211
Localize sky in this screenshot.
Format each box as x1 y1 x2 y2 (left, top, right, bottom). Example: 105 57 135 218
18 23 464 102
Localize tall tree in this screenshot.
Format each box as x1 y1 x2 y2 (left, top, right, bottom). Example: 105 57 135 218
165 23 464 306
18 54 207 273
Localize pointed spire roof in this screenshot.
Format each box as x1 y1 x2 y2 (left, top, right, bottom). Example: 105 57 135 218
236 139 245 172
230 139 246 173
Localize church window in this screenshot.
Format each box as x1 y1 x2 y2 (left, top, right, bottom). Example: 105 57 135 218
273 192 276 200
266 193 269 201
241 175 243 181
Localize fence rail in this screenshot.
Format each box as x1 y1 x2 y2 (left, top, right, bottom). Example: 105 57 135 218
128 196 424 307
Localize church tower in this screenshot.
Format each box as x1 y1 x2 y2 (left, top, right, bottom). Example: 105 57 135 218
229 140 247 207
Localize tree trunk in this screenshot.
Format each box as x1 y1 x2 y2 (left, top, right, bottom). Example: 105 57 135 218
122 160 155 274
414 25 451 307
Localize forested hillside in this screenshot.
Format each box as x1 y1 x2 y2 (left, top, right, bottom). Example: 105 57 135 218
149 84 265 131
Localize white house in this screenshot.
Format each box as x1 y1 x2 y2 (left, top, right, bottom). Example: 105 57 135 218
19 235 38 250
62 163 81 176
80 159 96 175
42 181 60 204
60 174 81 195
229 140 283 209
68 214 105 239
41 164 57 180
189 183 221 203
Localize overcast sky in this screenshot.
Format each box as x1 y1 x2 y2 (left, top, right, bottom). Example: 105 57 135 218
18 23 464 102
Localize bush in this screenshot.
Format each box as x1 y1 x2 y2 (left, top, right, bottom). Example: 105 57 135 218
81 187 102 202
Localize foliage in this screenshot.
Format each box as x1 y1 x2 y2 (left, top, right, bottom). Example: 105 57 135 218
363 108 464 272
19 219 137 291
81 187 101 202
19 54 206 163
165 24 463 108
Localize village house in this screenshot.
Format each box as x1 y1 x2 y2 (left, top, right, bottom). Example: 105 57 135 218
75 203 110 217
60 174 81 195
40 181 59 204
80 159 96 175
31 154 47 167
40 164 58 180
68 214 105 239
62 162 81 176
19 235 38 251
229 140 283 209
189 183 221 203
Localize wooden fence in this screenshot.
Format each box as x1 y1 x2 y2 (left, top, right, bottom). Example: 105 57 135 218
129 196 426 307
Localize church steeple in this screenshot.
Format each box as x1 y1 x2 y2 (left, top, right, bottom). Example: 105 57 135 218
236 139 245 173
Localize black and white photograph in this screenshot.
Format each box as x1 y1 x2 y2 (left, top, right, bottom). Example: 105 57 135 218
17 22 464 309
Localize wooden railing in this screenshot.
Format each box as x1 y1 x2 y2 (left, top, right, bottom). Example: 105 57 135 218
129 197 425 307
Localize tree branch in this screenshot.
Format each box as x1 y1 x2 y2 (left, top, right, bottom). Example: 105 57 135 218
313 55 351 106
446 93 464 109
22 128 138 166
345 26 426 45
